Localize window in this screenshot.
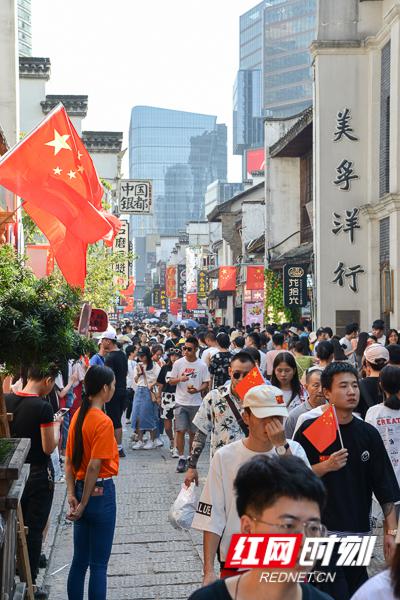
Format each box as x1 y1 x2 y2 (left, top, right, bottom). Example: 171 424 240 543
379 41 390 197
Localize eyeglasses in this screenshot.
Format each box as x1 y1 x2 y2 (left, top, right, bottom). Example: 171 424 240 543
183 346 195 352
249 515 327 538
232 370 252 380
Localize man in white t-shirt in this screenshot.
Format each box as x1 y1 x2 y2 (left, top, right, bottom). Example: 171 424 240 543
339 322 359 365
201 332 219 367
168 336 210 473
191 384 310 585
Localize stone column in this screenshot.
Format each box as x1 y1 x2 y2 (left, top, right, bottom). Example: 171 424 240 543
0 0 19 146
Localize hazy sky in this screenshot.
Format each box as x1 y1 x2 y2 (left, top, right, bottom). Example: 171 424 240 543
32 0 258 180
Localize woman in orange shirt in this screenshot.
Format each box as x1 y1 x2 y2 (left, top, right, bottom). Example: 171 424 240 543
65 365 119 600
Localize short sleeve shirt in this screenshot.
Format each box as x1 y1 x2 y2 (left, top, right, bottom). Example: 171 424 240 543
191 439 310 562
192 383 245 457
168 357 210 406
294 417 400 533
5 392 54 465
66 406 119 480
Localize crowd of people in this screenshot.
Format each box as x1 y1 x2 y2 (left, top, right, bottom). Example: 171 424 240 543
4 315 400 599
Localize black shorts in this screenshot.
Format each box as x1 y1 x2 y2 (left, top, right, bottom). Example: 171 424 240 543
106 391 126 429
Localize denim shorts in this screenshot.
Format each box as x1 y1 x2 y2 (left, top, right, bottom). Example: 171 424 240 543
174 404 200 433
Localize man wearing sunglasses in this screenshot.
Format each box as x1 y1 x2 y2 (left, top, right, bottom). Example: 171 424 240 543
191 384 310 585
167 336 210 473
184 352 256 487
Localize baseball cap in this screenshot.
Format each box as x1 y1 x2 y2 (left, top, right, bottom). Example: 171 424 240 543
243 385 289 419
364 343 389 365
101 331 118 342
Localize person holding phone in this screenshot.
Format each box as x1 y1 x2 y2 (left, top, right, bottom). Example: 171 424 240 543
65 365 119 600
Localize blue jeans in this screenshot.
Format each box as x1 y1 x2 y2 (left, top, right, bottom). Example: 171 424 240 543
67 479 116 600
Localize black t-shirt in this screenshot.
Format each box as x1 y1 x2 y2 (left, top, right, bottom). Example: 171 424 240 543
294 416 400 532
105 349 128 391
157 364 176 394
189 580 333 600
358 377 384 419
5 392 54 465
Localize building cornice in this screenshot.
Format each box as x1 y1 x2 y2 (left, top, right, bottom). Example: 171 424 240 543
41 95 88 117
311 40 363 58
82 131 123 153
360 194 400 218
19 57 51 80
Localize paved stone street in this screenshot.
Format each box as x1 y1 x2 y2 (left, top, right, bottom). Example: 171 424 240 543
39 427 206 600
36 424 386 600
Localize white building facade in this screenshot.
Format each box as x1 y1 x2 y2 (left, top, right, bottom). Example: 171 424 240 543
314 0 400 332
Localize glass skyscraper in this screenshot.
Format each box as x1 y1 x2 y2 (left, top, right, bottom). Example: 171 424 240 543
129 106 227 237
17 0 32 57
263 0 316 118
233 0 316 157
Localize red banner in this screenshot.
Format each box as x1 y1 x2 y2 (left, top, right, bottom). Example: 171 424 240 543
219 266 236 291
166 265 177 298
186 293 198 310
246 266 264 290
170 297 182 315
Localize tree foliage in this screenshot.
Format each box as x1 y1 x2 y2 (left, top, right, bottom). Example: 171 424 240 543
0 244 91 375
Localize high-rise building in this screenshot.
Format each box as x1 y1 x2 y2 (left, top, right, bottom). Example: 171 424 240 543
129 106 227 237
17 0 32 57
263 0 316 118
233 0 316 160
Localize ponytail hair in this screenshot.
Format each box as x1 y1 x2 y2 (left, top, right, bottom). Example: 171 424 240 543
380 365 400 411
72 365 115 472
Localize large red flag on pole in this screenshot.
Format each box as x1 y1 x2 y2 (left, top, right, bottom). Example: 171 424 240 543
0 104 120 288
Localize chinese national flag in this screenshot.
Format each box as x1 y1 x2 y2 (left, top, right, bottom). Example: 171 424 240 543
302 405 339 453
123 297 134 313
235 366 265 400
247 266 265 290
186 293 198 310
219 266 236 291
170 298 182 315
0 104 121 288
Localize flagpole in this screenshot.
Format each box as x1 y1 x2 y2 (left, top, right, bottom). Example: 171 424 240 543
332 404 344 449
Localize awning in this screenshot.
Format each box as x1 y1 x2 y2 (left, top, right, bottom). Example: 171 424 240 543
268 242 313 271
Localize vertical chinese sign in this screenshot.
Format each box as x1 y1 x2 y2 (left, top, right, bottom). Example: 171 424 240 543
166 265 177 298
113 219 129 290
314 43 370 328
283 264 308 308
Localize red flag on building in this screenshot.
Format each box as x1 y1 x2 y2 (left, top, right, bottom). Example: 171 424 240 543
302 405 339 453
0 104 120 288
247 266 265 290
186 293 198 310
219 266 236 291
235 366 265 400
170 298 182 316
166 265 177 298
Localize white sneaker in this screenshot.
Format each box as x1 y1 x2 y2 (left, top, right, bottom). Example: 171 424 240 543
131 440 144 450
170 447 179 458
154 437 164 448
143 439 155 450
130 433 139 442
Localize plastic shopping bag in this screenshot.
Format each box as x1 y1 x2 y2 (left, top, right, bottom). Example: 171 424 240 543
168 482 198 530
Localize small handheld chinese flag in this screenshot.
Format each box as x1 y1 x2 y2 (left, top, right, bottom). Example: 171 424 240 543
219 266 236 291
0 104 121 288
235 366 265 400
186 293 198 310
302 405 339 453
246 266 264 290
